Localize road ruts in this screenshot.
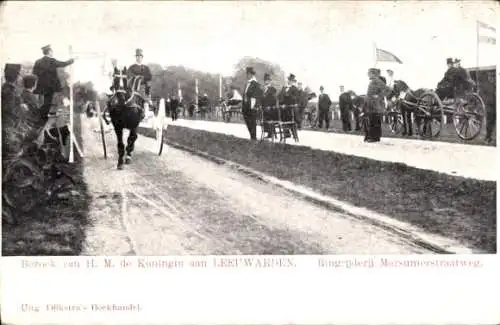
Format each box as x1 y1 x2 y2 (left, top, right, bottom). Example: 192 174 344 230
80 115 433 255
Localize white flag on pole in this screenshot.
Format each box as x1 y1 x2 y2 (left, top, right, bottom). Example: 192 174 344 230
477 20 496 45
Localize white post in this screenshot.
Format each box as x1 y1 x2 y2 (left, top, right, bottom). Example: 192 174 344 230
219 74 222 99
68 45 74 163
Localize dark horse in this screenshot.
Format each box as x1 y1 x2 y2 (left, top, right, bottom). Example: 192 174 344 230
387 80 432 136
105 69 149 169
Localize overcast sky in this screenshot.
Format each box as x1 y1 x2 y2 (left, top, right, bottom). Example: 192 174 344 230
1 1 497 95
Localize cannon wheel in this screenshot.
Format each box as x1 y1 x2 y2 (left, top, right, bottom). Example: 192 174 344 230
154 98 166 156
453 93 485 141
416 91 444 138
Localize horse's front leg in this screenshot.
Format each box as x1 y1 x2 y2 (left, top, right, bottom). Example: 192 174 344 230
125 128 138 164
115 127 125 169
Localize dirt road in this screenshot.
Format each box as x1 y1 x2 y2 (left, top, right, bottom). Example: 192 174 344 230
81 116 433 255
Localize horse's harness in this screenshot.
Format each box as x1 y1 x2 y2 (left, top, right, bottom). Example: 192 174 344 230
112 72 146 108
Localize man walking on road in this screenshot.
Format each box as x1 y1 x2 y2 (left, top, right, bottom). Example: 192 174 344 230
317 86 332 130
32 45 74 122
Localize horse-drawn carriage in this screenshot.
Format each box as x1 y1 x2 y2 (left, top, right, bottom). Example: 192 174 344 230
386 81 486 140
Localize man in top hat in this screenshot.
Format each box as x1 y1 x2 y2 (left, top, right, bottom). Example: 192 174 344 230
242 66 262 140
365 67 391 142
278 73 300 133
317 86 332 130
338 85 354 132
127 48 153 119
436 57 457 100
32 44 75 122
261 72 278 138
2 64 23 116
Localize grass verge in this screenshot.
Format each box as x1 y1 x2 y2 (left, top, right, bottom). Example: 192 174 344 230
139 125 496 253
2 114 91 256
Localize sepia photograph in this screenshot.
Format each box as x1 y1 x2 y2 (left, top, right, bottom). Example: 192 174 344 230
1 0 497 257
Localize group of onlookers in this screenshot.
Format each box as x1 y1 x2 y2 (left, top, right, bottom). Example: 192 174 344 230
2 45 76 147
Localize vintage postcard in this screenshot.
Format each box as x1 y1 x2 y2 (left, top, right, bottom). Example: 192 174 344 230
1 0 498 324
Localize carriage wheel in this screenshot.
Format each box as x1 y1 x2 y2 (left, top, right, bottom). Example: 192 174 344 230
453 93 485 140
416 92 444 138
155 98 166 156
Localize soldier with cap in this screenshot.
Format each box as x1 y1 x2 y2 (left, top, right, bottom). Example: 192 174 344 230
261 72 278 137
32 44 75 122
365 67 390 142
242 66 262 140
127 48 153 119
2 64 23 114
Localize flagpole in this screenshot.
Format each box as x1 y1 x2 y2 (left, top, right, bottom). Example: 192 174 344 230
373 42 378 67
476 21 480 95
68 45 74 163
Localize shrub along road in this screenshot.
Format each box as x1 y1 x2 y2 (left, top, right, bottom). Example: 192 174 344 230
76 115 445 255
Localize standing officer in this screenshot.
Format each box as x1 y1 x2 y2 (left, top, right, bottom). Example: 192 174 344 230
338 85 353 132
365 68 390 142
261 73 278 138
317 86 332 130
32 45 75 122
242 67 262 140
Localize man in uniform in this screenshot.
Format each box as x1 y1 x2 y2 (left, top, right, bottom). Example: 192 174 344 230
170 95 180 121
242 67 262 140
338 85 353 132
317 86 332 130
386 69 395 89
483 71 496 144
198 91 210 119
261 73 278 138
453 58 474 97
365 68 391 142
127 48 153 119
32 45 74 122
279 74 300 134
436 57 457 101
296 82 308 129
